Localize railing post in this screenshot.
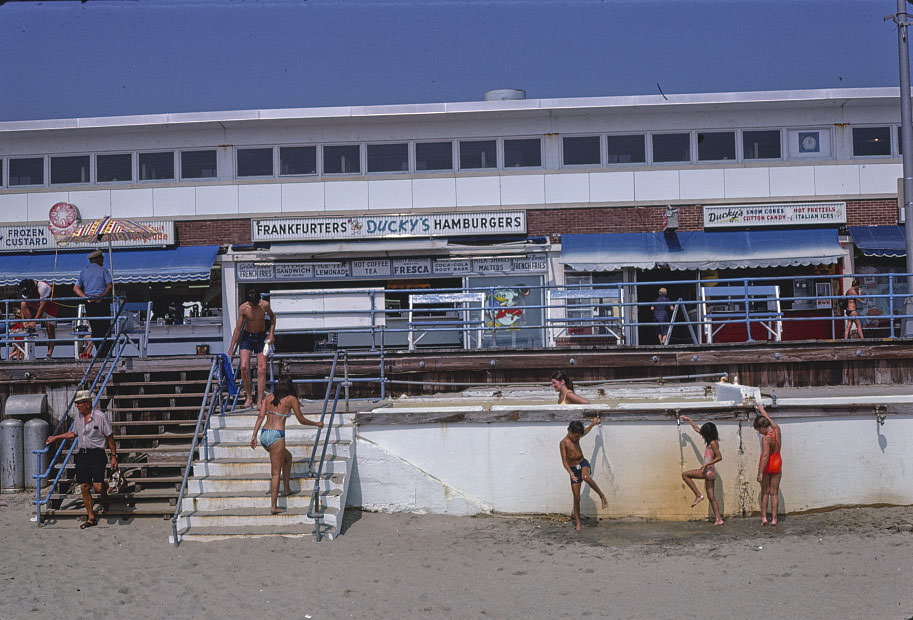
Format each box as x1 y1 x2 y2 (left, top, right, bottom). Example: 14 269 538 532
742 278 754 342
889 274 896 340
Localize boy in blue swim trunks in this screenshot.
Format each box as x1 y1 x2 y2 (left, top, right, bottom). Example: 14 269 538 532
229 288 276 409
560 418 608 530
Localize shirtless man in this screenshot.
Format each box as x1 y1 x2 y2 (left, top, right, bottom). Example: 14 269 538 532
229 289 276 409
560 418 609 530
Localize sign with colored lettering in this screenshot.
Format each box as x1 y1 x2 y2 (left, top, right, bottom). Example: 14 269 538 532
251 211 526 241
703 202 846 228
0 219 174 252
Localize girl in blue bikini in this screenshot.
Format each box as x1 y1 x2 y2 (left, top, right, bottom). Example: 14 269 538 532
250 377 324 514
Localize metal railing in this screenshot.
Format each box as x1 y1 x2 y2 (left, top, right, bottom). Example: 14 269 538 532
32 326 132 524
304 350 343 542
170 354 237 547
265 271 913 350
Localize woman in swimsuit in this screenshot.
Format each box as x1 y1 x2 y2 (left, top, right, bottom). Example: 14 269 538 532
249 377 324 515
551 370 590 405
679 415 724 525
753 404 782 525
843 279 864 339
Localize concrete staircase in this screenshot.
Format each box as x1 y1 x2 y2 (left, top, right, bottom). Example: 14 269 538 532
170 406 354 543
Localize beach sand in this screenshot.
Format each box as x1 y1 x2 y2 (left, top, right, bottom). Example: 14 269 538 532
2 492 911 620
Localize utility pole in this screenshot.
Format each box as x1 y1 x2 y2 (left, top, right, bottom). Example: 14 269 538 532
892 0 913 303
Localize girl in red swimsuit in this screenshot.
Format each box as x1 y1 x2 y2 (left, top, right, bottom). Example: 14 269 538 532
753 404 782 525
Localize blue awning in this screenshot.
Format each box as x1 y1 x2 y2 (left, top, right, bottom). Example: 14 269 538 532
848 225 906 258
0 246 219 286
559 228 845 271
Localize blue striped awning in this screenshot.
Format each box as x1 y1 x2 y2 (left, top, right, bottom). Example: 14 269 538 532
560 228 844 271
848 225 906 258
0 246 219 286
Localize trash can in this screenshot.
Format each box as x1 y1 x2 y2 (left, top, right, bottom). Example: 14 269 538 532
1 418 24 493
24 418 50 489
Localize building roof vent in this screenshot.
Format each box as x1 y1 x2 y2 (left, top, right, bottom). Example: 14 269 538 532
484 89 526 101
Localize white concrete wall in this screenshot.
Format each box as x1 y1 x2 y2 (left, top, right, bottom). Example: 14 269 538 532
0 162 901 224
348 416 913 519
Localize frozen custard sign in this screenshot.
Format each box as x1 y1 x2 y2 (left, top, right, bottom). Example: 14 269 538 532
252 211 526 241
703 202 846 228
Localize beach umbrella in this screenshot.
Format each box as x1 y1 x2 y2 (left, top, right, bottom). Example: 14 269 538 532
59 216 159 294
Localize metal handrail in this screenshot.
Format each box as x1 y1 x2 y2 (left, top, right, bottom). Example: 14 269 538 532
307 381 344 542
170 355 228 547
32 328 131 523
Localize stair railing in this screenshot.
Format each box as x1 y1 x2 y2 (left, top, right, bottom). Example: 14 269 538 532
307 380 344 542
170 354 235 547
33 320 131 524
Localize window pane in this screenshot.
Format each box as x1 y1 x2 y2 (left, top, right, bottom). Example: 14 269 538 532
606 135 645 164
181 150 217 179
367 143 408 172
9 158 43 185
139 152 174 180
504 138 541 167
51 155 90 184
416 142 453 171
96 153 133 182
323 145 360 174
563 136 600 165
743 130 781 159
652 133 690 163
459 140 496 169
279 146 317 175
697 131 735 161
853 127 891 156
237 148 273 177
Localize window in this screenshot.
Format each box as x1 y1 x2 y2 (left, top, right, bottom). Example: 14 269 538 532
139 152 174 180
181 150 217 179
652 133 690 163
743 130 781 160
9 158 43 186
51 155 90 184
563 136 600 166
367 143 408 173
237 148 273 177
323 145 360 174
416 142 453 171
504 138 541 167
853 127 891 157
697 131 735 161
279 146 317 176
96 153 133 182
459 140 496 169
787 129 830 158
607 134 645 164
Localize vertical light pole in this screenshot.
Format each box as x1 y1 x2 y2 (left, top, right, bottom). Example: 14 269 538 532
893 0 913 298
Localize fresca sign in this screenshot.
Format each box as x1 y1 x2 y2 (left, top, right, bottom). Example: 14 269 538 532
703 202 846 228
252 211 526 241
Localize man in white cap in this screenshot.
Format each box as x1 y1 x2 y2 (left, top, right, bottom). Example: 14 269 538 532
46 390 118 528
73 249 113 358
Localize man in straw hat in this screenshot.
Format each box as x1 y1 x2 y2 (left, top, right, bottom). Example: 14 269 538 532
73 249 113 358
46 390 118 528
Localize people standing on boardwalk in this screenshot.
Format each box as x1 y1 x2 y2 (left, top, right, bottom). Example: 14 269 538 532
45 390 117 528
19 278 58 358
560 418 609 530
229 289 276 409
249 377 323 514
843 279 864 339
650 287 673 345
754 404 782 526
73 249 113 358
678 414 724 525
551 370 589 404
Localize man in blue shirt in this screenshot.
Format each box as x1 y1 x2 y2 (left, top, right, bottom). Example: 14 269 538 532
74 249 113 357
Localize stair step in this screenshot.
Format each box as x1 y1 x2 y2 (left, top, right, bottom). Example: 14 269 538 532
169 523 334 543
112 406 201 412
111 421 200 427
176 506 338 529
193 458 346 478
114 433 196 440
191 491 340 512
108 380 209 387
106 392 207 400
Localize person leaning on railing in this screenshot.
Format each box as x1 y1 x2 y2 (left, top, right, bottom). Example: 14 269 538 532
18 278 58 358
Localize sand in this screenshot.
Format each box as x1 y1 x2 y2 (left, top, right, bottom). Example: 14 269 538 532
2 492 912 620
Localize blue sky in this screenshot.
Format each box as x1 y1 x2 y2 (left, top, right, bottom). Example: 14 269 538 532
0 0 900 121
